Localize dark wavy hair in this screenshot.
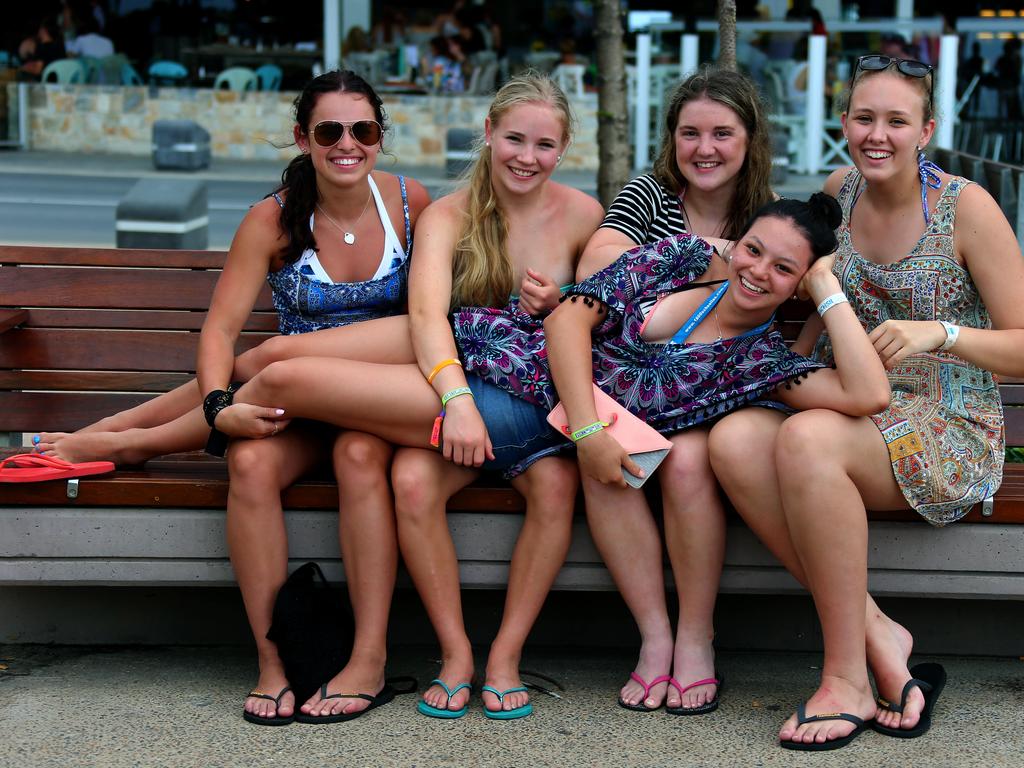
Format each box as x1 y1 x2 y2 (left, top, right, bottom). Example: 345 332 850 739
744 192 842 261
274 70 388 264
652 67 774 241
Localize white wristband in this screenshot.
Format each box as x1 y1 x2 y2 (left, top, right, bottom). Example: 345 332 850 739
816 293 848 316
938 320 960 351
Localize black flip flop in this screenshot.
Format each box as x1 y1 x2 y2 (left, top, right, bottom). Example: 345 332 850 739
295 676 416 724
779 701 868 751
242 685 295 726
872 662 947 738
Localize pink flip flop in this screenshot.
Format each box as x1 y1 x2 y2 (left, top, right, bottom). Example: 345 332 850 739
665 674 723 716
0 453 115 483
617 672 672 711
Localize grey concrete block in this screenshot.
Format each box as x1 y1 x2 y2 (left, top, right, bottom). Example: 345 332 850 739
445 127 478 179
115 177 208 249
152 119 211 170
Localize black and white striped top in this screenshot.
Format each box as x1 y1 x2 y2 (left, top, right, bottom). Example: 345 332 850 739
600 174 687 245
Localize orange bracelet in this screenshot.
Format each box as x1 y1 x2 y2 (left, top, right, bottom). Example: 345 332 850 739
427 358 462 385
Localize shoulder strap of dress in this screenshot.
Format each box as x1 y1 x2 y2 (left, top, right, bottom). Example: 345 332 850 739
272 192 285 209
398 175 411 254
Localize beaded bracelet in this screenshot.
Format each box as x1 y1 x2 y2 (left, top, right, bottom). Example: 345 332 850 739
427 358 462 385
571 420 610 442
441 386 473 407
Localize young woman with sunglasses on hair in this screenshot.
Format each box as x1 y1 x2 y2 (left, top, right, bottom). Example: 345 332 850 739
574 66 775 714
37 70 433 726
710 55 1024 750
212 73 603 721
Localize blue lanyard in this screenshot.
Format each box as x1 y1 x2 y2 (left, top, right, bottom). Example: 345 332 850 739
670 280 774 344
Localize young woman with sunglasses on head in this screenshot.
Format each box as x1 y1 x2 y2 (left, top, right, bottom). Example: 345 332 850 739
211 73 603 721
39 70 433 725
573 66 775 713
710 55 1024 750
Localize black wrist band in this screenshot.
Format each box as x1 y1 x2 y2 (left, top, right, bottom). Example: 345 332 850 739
203 389 233 427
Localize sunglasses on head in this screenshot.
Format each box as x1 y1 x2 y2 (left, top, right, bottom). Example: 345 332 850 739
851 55 934 102
310 119 383 148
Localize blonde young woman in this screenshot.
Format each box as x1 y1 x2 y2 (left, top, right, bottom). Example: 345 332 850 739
212 74 603 721
711 56 1024 750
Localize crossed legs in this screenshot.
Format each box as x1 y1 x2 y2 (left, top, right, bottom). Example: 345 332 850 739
710 407 921 745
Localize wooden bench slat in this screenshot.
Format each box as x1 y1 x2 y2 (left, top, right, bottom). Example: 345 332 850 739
0 329 267 371
0 392 154 432
0 371 194 393
1 266 226 311
0 246 228 268
1005 407 1024 445
0 309 27 333
18 308 277 331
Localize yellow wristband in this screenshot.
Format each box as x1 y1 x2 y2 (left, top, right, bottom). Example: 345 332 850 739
427 358 462 385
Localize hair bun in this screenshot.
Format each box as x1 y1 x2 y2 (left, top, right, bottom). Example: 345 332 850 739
807 192 842 230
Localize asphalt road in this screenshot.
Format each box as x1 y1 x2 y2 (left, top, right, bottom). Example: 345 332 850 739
0 171 279 249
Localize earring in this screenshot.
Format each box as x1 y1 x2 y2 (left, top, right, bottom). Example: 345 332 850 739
485 141 490 147
556 155 562 163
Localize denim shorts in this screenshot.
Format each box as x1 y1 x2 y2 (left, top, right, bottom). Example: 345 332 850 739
465 375 569 477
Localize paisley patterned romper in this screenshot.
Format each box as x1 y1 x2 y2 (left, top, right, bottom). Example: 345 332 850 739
816 170 1004 525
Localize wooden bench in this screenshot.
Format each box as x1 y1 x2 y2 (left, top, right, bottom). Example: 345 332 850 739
1 246 1022 608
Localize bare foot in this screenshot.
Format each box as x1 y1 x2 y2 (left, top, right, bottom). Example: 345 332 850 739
482 646 528 714
666 634 717 711
867 610 924 731
618 636 672 709
421 651 474 714
244 668 294 722
300 652 387 719
778 675 875 747
36 430 145 465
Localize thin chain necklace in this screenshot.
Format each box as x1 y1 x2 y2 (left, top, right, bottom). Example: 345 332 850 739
713 304 723 341
316 190 372 245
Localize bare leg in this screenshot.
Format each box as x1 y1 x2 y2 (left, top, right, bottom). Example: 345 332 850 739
659 428 722 710
392 448 479 713
301 431 400 718
582 474 672 709
38 315 415 462
483 456 577 714
710 409 922 733
227 426 324 722
775 410 912 745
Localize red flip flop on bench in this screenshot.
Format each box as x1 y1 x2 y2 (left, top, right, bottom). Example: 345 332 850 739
0 453 115 483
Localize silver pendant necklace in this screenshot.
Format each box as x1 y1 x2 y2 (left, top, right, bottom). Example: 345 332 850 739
316 189 372 245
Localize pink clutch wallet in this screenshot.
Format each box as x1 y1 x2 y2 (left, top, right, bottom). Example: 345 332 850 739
547 384 674 488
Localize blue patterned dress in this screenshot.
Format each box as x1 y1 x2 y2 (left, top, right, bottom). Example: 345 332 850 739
453 234 824 436
267 176 412 335
813 171 1004 525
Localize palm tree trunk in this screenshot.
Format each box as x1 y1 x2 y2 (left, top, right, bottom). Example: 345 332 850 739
717 0 738 71
593 0 631 208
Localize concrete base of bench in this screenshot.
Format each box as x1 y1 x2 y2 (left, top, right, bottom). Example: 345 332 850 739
3 508 1022 599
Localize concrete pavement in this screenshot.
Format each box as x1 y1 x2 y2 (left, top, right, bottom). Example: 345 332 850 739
1 644 1020 768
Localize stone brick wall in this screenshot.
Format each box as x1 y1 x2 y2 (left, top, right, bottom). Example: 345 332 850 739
12 84 599 170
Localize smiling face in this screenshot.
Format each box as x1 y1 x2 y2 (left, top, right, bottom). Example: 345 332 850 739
484 101 567 195
294 90 381 186
841 71 935 184
727 215 813 311
674 97 749 197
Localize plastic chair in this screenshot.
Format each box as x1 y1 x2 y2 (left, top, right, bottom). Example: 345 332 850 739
41 59 84 85
213 66 257 92
148 60 189 86
255 64 282 91
80 56 100 84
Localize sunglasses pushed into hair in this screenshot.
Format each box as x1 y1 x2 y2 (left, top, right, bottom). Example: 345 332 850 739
310 119 383 148
851 55 934 102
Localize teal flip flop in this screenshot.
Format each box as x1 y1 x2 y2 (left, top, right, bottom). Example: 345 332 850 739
417 678 472 719
482 685 533 720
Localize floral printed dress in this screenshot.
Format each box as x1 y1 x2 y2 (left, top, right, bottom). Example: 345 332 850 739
815 170 1004 525
452 234 823 434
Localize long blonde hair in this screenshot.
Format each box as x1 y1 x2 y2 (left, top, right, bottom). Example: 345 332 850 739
451 72 576 308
